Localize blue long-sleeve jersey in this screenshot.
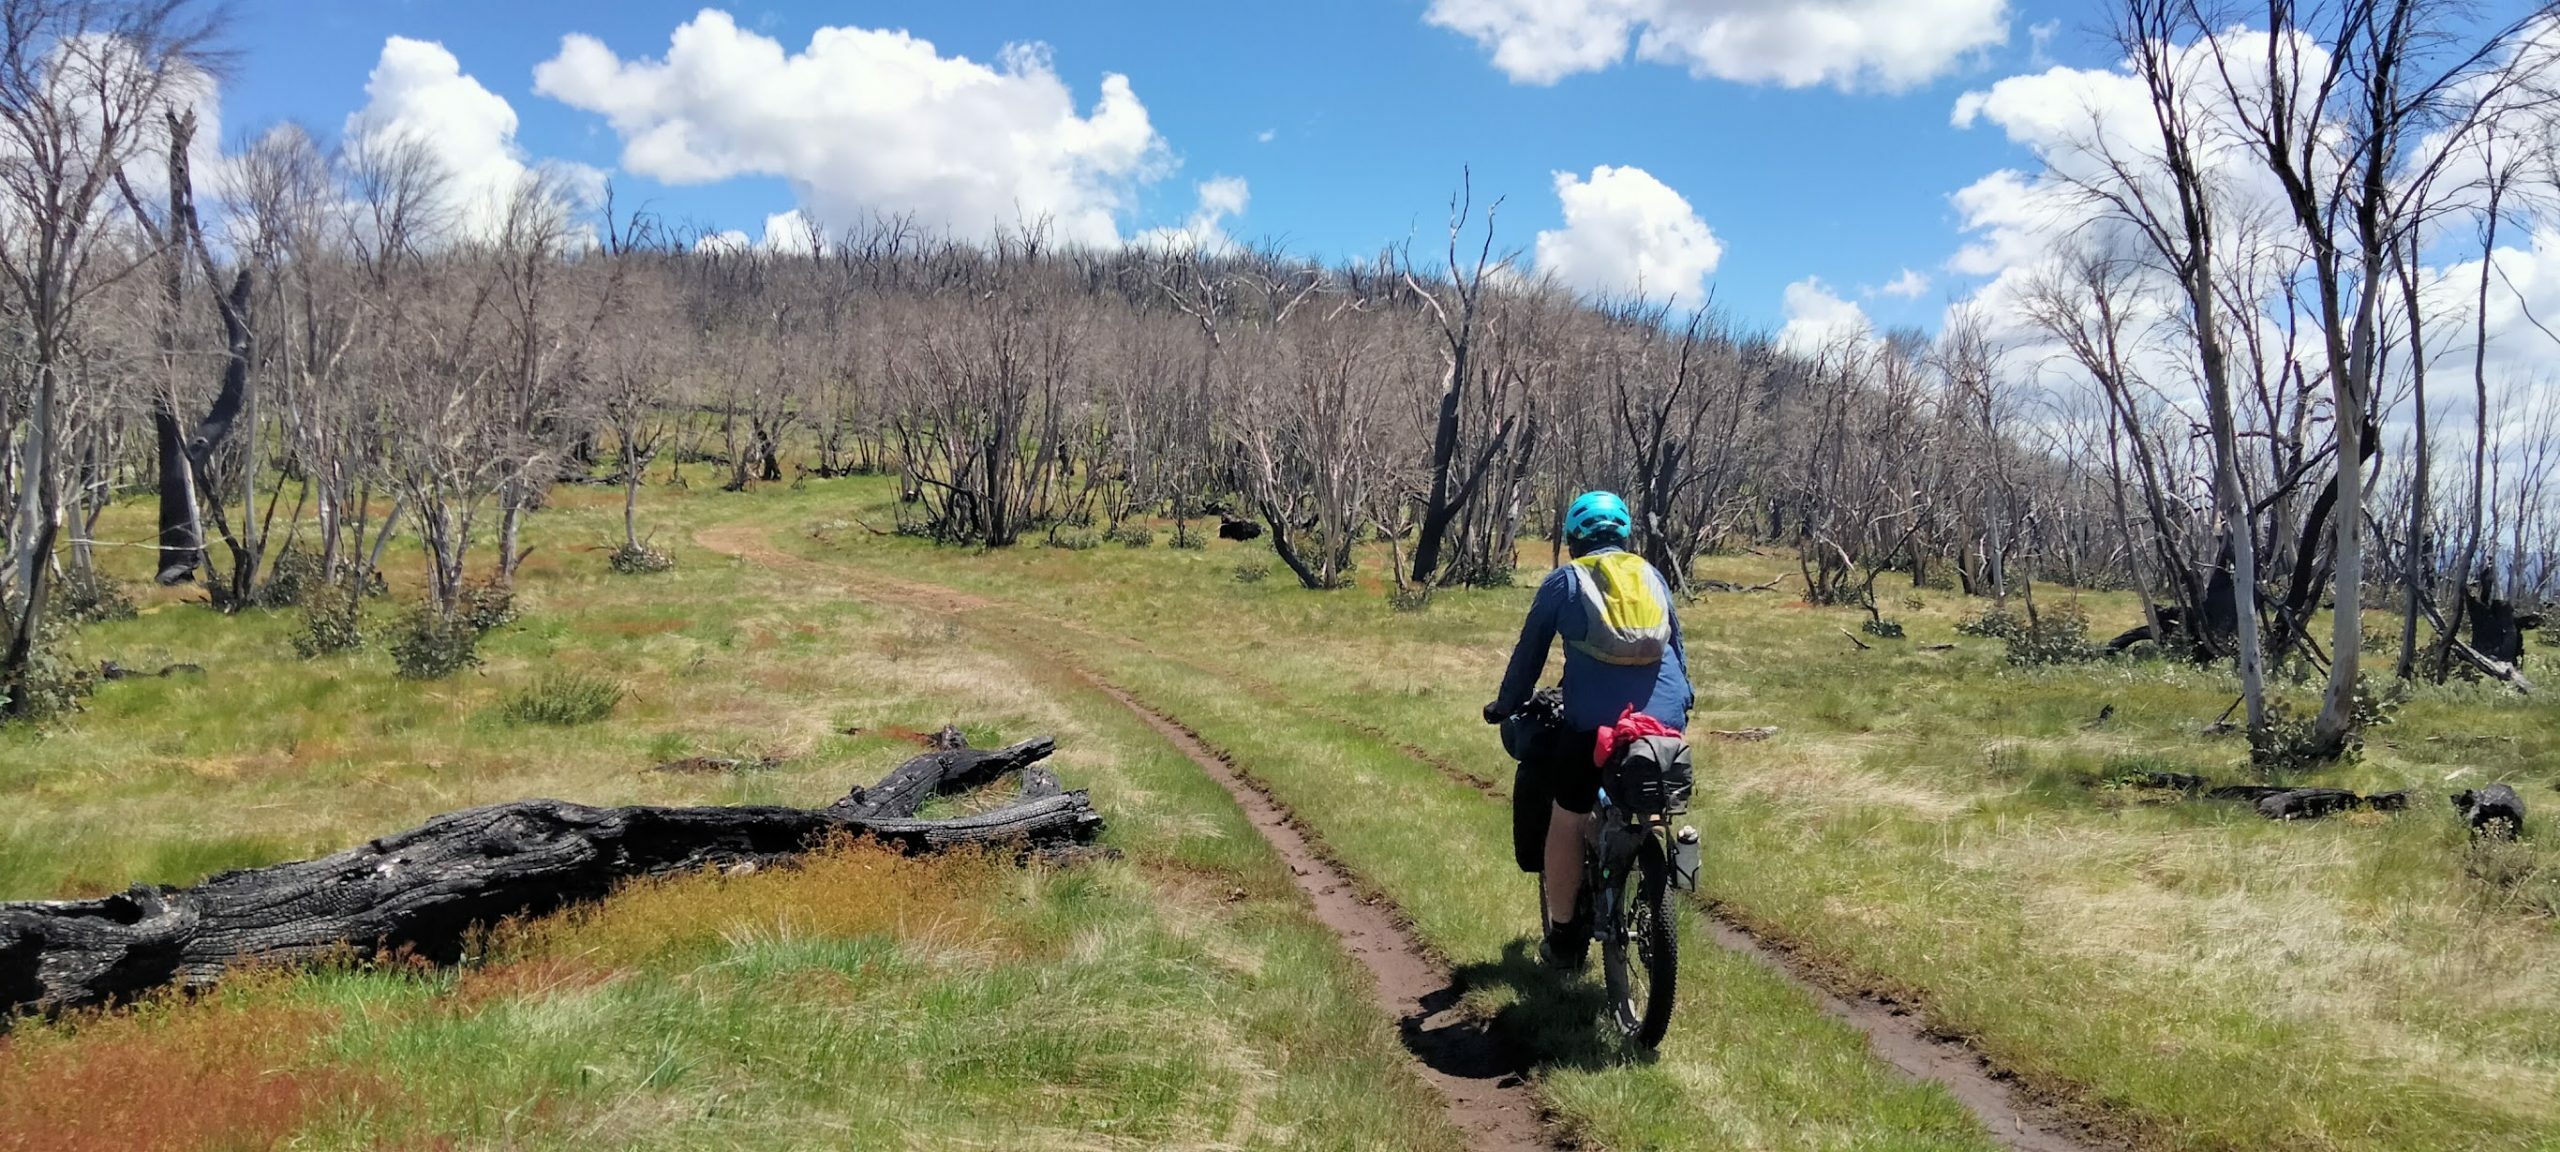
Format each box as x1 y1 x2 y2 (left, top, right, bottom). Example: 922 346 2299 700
1493 547 1693 732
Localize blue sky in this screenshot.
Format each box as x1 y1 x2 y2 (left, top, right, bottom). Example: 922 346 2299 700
216 1 2149 334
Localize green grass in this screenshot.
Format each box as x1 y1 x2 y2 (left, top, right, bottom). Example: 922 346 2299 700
0 483 1462 1151
15 471 2560 1151
758 475 2560 1152
498 670 627 727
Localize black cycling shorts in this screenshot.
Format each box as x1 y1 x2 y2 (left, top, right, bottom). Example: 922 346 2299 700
1540 728 1603 815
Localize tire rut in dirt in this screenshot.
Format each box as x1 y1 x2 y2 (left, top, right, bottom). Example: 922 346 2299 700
1092 683 1561 1152
1698 918 2112 1152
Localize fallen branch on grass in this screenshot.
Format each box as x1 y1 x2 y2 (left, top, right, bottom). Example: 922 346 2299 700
0 737 1100 1020
1706 727 1781 743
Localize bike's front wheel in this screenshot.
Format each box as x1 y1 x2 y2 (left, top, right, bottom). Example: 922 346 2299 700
1602 834 1678 1048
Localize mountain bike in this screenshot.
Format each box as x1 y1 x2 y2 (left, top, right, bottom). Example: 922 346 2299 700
1498 690 1701 1049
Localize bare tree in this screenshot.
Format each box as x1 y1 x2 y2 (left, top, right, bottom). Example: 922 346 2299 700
0 0 221 713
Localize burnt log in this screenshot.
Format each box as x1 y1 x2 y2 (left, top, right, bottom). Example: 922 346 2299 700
833 737 1055 819
0 739 1099 1019
2208 784 2296 803
2454 784 2525 841
2257 788 2364 821
2115 770 2206 793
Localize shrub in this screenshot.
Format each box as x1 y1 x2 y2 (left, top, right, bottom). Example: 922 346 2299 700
501 671 624 726
1171 525 1208 551
1044 529 1099 552
0 608 93 721
610 543 676 575
2248 700 2356 773
1388 585 1433 613
390 607 482 680
1233 560 1271 585
292 593 365 658
253 546 324 609
2353 673 2402 731
1444 555 1516 590
1106 524 1155 549
461 581 517 634
2005 604 2100 667
1862 618 1906 640
55 567 135 624
1956 605 2026 640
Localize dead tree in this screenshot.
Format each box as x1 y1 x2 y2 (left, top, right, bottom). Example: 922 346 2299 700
0 738 1099 1019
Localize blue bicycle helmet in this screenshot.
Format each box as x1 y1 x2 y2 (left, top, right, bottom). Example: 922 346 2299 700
1564 491 1633 546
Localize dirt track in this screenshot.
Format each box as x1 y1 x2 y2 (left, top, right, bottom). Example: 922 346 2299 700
696 524 1561 1150
695 522 2117 1152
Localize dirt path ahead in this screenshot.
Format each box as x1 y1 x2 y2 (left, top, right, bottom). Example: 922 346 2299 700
695 524 1560 1151
698 522 2124 1152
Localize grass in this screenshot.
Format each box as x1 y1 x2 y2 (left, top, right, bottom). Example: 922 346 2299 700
0 483 1463 1151
499 670 627 727
14 470 2560 1151
760 475 2560 1152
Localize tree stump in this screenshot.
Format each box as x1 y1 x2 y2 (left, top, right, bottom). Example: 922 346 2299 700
0 738 1098 1020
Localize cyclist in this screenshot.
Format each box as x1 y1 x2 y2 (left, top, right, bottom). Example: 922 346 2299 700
1483 491 1692 970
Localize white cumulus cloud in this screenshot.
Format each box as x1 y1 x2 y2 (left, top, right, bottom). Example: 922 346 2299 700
761 208 821 253
1876 268 1932 299
1534 165 1722 302
348 37 599 239
694 228 750 254
1134 176 1250 253
1780 277 1871 353
1427 0 2010 90
533 10 1168 247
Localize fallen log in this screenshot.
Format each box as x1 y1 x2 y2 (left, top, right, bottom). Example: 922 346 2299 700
2112 770 2205 793
2256 788 2363 821
1706 727 1781 743
0 737 1099 1020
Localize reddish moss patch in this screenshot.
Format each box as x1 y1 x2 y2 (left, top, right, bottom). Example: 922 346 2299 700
0 998 393 1152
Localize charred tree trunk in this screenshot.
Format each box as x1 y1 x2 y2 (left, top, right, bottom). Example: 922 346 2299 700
0 738 1099 1019
152 405 201 585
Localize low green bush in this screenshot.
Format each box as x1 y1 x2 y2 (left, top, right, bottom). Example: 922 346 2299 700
55 568 135 624
501 671 624 726
391 607 482 680
293 593 365 658
611 543 676 575
2005 604 2100 667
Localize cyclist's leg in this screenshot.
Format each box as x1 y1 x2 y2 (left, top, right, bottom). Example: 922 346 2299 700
1541 730 1600 925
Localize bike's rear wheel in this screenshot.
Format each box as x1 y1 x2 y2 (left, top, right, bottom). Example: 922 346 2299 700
1602 835 1678 1048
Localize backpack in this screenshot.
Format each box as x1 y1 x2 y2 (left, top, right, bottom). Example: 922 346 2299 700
1565 552 1674 667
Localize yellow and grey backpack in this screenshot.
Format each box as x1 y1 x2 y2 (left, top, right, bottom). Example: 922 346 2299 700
1565 552 1673 666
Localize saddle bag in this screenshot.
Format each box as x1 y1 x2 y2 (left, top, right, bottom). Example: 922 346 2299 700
1605 734 1694 816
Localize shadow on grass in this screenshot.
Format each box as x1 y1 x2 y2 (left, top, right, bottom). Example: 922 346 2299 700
1403 937 1649 1085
